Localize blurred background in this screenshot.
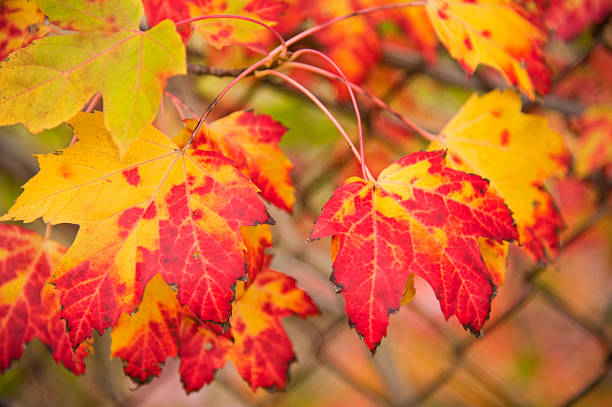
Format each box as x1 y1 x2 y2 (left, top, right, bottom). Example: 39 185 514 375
1 1 611 406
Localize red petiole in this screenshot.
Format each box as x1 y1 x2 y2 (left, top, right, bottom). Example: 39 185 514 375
183 1 427 169
283 61 438 142
291 49 369 179
257 69 373 180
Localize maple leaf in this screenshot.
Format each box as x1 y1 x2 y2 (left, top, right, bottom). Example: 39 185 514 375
112 224 316 392
111 274 232 386
142 0 205 42
1 111 271 346
430 90 569 263
110 274 182 383
307 0 380 89
110 223 271 387
179 111 294 212
0 224 90 373
556 45 612 105
570 105 612 178
424 0 550 98
360 0 438 64
311 150 517 350
229 268 318 390
530 0 612 41
178 315 233 392
241 224 273 285
0 0 50 61
0 0 186 156
190 0 288 52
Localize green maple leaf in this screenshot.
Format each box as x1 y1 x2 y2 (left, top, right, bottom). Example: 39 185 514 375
0 0 186 156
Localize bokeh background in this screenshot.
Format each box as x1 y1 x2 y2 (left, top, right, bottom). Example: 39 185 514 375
1 2 611 406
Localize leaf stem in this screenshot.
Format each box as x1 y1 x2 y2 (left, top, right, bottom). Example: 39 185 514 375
174 14 287 54
257 69 374 180
284 61 437 141
44 222 52 241
291 49 369 179
85 92 101 113
187 56 273 146
187 1 428 156
159 92 167 133
70 92 102 145
165 91 197 119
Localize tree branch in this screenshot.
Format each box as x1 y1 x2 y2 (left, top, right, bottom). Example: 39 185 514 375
187 64 246 77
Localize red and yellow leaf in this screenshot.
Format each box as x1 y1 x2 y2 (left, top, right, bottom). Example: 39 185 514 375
0 0 50 61
430 90 569 263
111 274 232 386
304 0 380 90
112 225 273 389
142 0 207 42
229 268 318 390
110 274 181 383
178 317 232 392
311 151 517 350
0 224 89 373
0 0 186 156
556 45 612 105
190 0 288 51
182 111 294 211
570 105 612 178
1 111 270 346
112 260 316 391
241 224 273 286
425 0 550 98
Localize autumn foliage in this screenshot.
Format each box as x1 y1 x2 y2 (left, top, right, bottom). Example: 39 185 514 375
0 0 610 399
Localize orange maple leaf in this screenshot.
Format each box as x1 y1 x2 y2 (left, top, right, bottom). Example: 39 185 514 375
181 111 295 212
143 0 288 51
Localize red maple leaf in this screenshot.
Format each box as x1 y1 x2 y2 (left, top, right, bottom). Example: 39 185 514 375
0 224 90 373
311 151 518 350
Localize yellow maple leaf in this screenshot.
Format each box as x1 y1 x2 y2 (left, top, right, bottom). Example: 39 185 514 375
430 90 569 264
425 0 550 98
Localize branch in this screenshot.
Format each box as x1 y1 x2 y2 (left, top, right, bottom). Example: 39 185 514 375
187 64 247 77
383 46 586 116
